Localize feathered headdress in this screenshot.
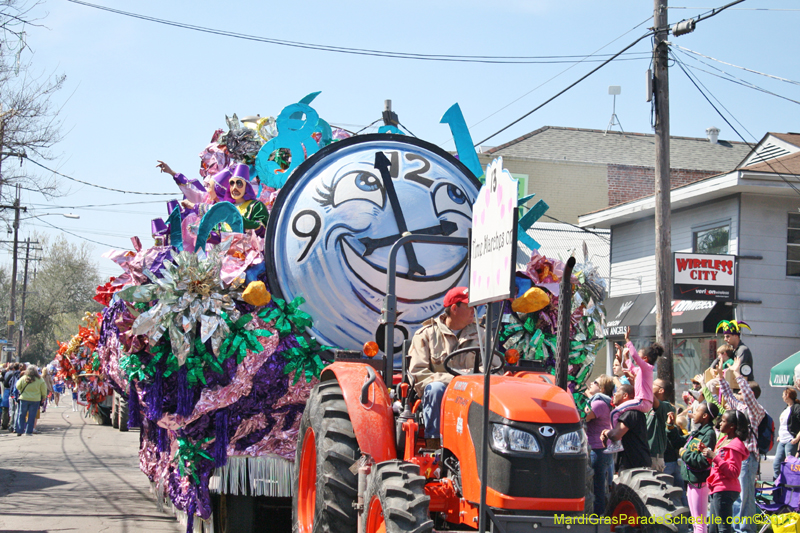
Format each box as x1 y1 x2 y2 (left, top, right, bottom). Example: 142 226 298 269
716 320 751 335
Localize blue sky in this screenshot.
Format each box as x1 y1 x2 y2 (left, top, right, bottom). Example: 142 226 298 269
8 0 800 278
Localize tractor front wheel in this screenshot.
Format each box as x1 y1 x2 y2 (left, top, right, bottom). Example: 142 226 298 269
293 380 359 533
362 461 433 533
606 468 689 533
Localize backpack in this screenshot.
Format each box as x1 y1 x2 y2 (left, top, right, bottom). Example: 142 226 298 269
757 412 775 455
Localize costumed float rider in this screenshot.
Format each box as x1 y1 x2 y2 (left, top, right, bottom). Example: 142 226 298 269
409 287 487 448
716 320 754 381
225 163 269 232
157 160 227 218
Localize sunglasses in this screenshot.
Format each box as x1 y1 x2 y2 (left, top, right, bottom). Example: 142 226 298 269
229 179 246 188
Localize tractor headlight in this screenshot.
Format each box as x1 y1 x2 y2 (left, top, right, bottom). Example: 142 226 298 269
490 424 540 454
554 430 587 455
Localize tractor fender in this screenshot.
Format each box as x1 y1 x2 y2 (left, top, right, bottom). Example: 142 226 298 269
320 362 397 463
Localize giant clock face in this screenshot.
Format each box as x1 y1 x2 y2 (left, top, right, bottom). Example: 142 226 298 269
265 134 481 353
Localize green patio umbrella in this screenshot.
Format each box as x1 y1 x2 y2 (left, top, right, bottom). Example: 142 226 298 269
770 350 800 387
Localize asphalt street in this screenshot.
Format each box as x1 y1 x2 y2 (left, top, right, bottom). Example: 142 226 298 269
0 398 181 533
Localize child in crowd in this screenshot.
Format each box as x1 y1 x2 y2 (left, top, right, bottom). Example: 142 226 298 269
703 410 751 533
671 402 719 533
605 327 661 454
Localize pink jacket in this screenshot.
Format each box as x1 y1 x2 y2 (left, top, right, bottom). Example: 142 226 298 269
706 437 749 494
626 341 654 404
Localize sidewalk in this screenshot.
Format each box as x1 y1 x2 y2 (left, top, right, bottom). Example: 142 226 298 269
0 399 181 533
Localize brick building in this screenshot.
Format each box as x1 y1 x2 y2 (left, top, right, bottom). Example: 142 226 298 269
478 126 751 223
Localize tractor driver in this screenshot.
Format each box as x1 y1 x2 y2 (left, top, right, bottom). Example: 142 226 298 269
409 286 481 446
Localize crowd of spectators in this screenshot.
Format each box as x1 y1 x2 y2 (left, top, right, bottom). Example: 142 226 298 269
0 361 72 436
587 327 768 533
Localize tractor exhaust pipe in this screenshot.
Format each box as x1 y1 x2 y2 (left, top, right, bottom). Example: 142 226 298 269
554 256 576 391
355 457 372 531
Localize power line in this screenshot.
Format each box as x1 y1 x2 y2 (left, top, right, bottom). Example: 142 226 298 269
28 200 167 208
542 214 611 244
24 158 180 196
670 51 800 198
66 0 653 65
672 45 800 86
672 52 800 106
473 30 654 147
35 217 117 248
670 6 800 11
461 16 653 142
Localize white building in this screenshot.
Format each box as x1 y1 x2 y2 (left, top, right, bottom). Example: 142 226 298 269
578 132 800 417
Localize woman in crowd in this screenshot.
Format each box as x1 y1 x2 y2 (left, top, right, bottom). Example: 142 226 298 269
703 409 751 533
583 374 614 514
40 366 54 413
773 387 800 479
15 366 47 436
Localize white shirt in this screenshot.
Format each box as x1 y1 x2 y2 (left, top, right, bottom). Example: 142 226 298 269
779 405 793 444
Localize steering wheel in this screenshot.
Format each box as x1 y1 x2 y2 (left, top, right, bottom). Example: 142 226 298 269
443 346 506 377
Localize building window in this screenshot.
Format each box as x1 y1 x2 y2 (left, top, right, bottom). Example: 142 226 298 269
788 213 800 277
693 223 729 254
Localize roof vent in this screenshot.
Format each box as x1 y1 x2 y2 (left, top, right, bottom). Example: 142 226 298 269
706 127 720 144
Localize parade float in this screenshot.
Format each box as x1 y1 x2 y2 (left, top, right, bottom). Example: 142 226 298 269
53 312 114 418
84 93 606 532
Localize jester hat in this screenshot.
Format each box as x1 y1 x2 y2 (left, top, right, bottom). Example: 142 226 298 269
716 320 751 335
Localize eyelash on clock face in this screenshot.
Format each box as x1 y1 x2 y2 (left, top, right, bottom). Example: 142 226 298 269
314 181 334 207
314 170 386 209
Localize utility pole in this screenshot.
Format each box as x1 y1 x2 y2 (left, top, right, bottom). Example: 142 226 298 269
653 0 674 400
17 238 40 362
1 185 25 363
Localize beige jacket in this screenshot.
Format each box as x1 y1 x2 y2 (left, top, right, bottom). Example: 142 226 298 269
409 314 481 397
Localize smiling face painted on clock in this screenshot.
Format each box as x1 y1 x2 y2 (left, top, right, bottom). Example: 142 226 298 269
266 135 480 352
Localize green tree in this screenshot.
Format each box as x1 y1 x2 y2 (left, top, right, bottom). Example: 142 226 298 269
18 234 101 365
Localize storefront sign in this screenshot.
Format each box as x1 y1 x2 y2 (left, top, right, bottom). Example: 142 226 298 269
673 252 737 302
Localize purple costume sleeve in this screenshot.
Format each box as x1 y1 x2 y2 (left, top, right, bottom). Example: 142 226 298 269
173 173 206 205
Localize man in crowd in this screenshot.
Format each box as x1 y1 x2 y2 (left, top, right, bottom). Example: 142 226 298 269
601 384 650 472
409 287 482 446
718 320 754 380
4 363 23 432
718 357 764 533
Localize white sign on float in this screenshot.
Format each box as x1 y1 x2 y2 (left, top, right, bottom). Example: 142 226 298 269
469 157 518 306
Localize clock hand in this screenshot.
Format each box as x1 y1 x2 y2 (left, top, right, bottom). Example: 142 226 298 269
374 152 426 276
359 221 458 257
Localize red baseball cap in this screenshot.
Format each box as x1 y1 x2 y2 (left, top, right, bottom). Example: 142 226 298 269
443 286 469 307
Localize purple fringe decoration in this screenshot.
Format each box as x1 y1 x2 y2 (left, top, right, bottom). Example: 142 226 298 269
186 498 195 533
147 371 163 420
176 366 193 418
128 381 142 428
212 409 229 467
157 425 170 452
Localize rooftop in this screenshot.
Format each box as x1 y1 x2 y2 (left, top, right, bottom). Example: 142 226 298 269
487 126 751 172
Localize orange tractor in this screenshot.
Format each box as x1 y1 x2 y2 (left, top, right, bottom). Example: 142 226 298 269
293 239 686 533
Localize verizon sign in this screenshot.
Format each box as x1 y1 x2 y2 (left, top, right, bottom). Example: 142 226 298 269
673 252 737 302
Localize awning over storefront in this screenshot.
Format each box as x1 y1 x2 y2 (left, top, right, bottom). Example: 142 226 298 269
603 294 656 338
604 293 733 338
770 350 800 388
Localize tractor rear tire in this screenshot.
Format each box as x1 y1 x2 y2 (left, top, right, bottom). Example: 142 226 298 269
362 461 433 533
293 380 359 533
606 468 690 533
